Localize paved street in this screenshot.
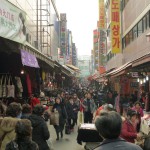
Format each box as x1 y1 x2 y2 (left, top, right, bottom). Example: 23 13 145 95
48 123 85 150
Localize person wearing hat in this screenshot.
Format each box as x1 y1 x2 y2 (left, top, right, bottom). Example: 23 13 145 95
120 109 142 143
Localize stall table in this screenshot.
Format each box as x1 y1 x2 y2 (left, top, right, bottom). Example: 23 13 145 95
77 123 103 148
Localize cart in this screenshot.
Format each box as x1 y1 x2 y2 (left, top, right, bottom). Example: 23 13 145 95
77 123 102 150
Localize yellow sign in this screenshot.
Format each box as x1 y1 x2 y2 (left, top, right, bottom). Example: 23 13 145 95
111 0 121 53
99 0 105 29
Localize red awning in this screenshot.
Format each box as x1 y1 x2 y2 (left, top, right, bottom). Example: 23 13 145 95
106 62 132 77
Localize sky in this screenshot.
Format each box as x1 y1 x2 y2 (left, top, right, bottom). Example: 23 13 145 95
57 0 99 56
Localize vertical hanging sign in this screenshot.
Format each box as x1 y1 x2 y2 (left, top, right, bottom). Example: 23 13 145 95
111 0 121 53
99 0 105 29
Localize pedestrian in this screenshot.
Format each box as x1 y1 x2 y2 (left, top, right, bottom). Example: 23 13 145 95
82 92 97 123
28 104 50 150
120 109 142 143
66 98 75 130
0 102 22 150
21 104 32 119
94 111 142 150
30 93 40 109
6 119 39 150
52 97 66 140
132 101 143 132
73 94 80 125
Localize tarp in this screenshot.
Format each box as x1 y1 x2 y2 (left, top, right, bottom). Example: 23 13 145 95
21 49 39 68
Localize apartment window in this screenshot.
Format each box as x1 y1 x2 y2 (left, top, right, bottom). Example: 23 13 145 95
137 20 143 36
125 33 129 46
122 0 129 10
146 11 150 28
122 37 126 49
128 30 133 43
143 15 147 32
133 25 137 40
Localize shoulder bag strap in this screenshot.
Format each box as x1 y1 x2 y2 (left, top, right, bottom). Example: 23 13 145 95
8 75 10 85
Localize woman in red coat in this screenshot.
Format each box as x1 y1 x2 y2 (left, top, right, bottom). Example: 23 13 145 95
120 109 142 143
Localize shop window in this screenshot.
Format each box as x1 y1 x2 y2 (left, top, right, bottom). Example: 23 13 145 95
133 25 137 40
128 30 133 43
143 15 147 32
122 37 126 49
137 20 143 37
125 33 129 46
146 11 150 28
122 0 129 10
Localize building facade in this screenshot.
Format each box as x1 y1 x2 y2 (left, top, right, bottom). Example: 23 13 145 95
102 0 150 95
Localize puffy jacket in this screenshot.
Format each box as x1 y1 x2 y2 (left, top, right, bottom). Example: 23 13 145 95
83 98 97 113
0 117 20 150
28 114 50 150
120 119 137 143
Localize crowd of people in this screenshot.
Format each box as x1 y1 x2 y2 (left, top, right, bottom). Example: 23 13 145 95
0 87 149 150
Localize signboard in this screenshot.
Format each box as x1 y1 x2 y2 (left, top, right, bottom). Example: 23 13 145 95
131 72 139 78
111 0 121 53
60 14 67 58
0 0 26 44
99 0 105 29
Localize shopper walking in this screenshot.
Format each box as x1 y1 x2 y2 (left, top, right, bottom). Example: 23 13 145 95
6 119 39 150
52 97 66 140
82 93 96 123
28 105 50 150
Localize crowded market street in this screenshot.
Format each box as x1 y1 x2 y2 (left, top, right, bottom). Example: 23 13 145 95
48 124 84 150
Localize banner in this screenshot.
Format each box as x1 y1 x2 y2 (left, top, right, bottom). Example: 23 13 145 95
111 0 121 53
99 0 105 29
0 0 26 44
60 14 67 58
21 50 39 68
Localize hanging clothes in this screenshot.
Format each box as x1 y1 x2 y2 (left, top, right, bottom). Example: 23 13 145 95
15 76 23 97
26 74 32 97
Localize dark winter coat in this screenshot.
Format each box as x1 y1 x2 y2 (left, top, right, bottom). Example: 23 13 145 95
66 102 74 119
93 138 142 150
52 103 66 131
28 114 50 150
5 138 39 150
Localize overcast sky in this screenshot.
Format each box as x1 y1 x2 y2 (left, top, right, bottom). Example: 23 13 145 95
57 0 98 56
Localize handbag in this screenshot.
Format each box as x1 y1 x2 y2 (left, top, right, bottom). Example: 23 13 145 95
7 75 15 98
0 76 3 97
65 121 71 134
49 111 59 125
77 111 84 125
2 75 7 97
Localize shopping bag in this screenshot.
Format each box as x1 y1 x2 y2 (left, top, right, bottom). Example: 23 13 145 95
0 76 3 97
7 75 15 98
47 138 54 150
65 121 70 134
77 111 84 125
49 111 59 125
2 75 7 97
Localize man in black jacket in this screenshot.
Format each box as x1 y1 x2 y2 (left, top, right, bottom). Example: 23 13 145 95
94 111 142 150
28 105 50 150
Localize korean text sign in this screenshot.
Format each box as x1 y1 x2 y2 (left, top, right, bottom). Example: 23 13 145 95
111 0 121 53
0 0 26 44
